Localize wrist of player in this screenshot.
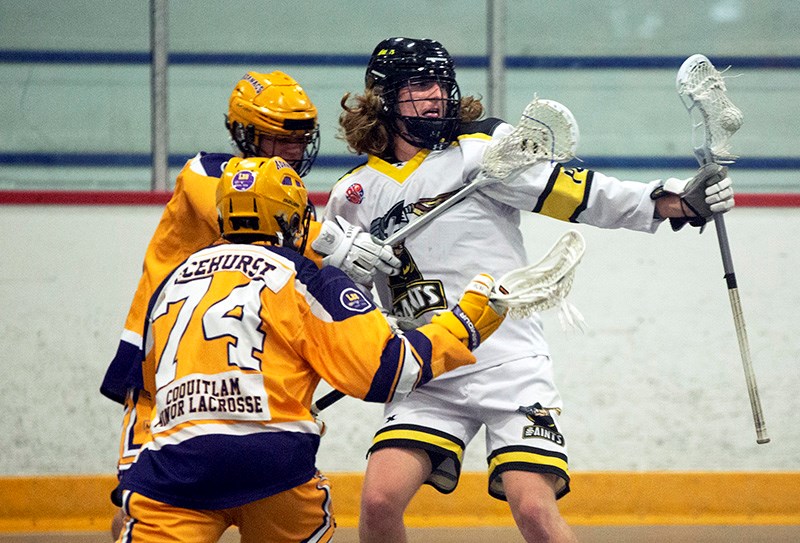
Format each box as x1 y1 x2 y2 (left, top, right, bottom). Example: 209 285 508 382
430 274 506 351
650 164 733 230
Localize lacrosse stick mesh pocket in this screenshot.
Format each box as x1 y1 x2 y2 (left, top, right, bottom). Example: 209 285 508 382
492 230 586 328
677 55 743 163
482 98 580 180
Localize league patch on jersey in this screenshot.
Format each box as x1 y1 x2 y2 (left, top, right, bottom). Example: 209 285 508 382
339 287 373 313
518 403 565 446
345 183 364 204
232 170 256 191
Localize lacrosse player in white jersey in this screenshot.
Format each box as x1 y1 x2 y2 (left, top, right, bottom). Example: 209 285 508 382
325 37 734 543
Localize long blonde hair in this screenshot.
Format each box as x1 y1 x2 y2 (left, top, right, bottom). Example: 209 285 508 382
338 89 485 158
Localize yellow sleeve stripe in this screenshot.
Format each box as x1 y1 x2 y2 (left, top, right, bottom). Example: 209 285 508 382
534 166 593 222
488 448 569 476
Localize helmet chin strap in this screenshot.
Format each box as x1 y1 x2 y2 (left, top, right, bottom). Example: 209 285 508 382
393 115 453 152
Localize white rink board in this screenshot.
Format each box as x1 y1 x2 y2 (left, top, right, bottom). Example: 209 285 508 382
0 204 796 475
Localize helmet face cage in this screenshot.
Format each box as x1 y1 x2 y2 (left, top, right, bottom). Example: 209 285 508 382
365 37 462 150
216 156 311 252
382 75 461 151
252 127 320 178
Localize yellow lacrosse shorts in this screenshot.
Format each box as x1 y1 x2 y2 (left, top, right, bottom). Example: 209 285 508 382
116 472 334 543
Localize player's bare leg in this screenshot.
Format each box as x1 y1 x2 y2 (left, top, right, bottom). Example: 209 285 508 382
359 447 432 543
502 471 578 543
110 507 125 541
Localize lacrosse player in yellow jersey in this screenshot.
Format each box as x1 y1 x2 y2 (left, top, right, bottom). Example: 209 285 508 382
102 71 399 538
327 37 735 543
111 156 505 543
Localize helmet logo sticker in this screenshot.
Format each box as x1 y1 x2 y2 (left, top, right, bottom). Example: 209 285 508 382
232 170 256 191
242 73 264 94
340 287 372 313
345 183 364 204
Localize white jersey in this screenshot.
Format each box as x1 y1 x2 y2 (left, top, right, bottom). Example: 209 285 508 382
325 119 664 378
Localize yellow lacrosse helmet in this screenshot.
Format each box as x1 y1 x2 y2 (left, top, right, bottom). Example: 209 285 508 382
225 71 320 176
216 156 311 251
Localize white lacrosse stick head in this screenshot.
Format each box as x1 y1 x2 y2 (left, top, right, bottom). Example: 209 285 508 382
532 99 580 160
492 229 586 330
482 97 580 179
676 54 743 164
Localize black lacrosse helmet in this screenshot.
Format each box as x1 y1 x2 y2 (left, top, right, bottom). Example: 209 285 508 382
366 37 461 151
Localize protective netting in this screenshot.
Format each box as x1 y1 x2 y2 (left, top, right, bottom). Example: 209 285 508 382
482 98 580 179
677 54 743 164
492 229 586 329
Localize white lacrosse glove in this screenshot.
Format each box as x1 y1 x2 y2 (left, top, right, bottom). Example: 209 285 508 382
651 163 734 230
311 216 401 285
431 274 507 351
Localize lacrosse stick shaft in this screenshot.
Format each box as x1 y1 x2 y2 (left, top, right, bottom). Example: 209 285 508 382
311 389 345 416
380 176 489 246
711 214 770 443
678 53 768 444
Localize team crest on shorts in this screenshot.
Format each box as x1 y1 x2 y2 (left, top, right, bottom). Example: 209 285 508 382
518 402 565 445
345 183 364 204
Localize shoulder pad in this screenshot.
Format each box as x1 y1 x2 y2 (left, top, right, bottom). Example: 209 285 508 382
337 158 369 182
192 152 236 178
459 117 505 138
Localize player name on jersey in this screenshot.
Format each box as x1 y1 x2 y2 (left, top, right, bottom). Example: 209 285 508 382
176 252 278 284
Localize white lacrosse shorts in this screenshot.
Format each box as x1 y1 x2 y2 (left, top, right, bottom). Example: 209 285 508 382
368 355 570 500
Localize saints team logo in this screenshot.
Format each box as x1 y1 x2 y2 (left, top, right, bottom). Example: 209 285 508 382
518 402 565 445
388 250 446 320
368 190 460 241
366 194 461 320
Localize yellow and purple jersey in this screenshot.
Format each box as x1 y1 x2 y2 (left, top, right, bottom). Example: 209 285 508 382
101 153 323 402
101 152 321 476
102 153 324 404
120 241 473 509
